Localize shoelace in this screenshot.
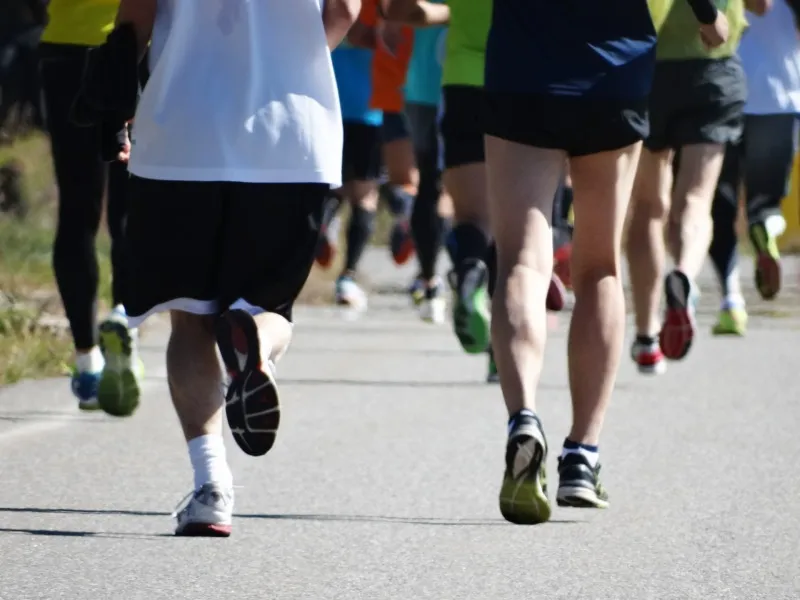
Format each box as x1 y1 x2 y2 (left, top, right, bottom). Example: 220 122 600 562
170 485 243 519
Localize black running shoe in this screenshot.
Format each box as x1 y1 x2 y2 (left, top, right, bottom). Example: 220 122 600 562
215 309 280 457
556 453 609 508
499 412 551 525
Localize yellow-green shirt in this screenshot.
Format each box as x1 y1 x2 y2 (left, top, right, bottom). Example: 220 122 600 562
651 0 748 60
41 0 119 47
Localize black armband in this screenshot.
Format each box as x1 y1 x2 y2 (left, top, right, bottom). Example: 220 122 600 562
686 0 719 24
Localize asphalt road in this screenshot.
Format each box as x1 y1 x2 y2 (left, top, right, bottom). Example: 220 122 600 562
1 249 799 599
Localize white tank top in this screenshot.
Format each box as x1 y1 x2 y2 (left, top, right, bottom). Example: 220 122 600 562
129 0 343 186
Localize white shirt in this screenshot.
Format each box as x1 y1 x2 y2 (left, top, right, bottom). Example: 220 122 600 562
739 2 800 115
129 0 343 186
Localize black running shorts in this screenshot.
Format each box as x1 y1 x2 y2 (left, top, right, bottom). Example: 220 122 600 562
645 56 746 152
342 121 381 182
440 85 486 169
124 177 331 325
484 92 649 157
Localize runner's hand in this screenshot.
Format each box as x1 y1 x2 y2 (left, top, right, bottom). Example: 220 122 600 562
699 11 728 49
118 121 132 163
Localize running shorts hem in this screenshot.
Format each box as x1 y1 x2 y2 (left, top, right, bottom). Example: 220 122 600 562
127 298 217 329
484 92 648 157
381 111 411 144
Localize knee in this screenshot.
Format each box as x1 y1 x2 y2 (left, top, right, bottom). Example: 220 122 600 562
571 243 621 289
632 189 670 222
170 311 216 337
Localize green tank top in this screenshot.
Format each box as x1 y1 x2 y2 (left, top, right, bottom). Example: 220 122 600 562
655 0 748 60
442 0 491 87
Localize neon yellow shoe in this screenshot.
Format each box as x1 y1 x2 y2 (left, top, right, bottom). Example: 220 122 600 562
98 308 143 417
711 307 748 336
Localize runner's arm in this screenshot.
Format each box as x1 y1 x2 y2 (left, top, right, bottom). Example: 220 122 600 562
380 0 449 26
115 0 156 58
323 0 363 49
685 0 719 23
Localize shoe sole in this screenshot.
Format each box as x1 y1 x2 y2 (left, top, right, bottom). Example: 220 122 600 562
391 229 415 266
216 309 280 457
637 360 666 375
711 323 746 336
175 522 232 537
97 320 141 417
78 399 102 411
556 486 610 509
546 273 567 312
755 252 781 301
315 237 335 270
659 271 695 361
553 244 572 290
750 223 781 300
499 428 551 525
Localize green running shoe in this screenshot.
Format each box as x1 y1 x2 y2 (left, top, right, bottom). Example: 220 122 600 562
98 309 143 417
499 412 551 525
711 307 747 336
449 258 491 354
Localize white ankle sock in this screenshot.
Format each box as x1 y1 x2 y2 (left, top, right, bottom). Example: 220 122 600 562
76 347 105 374
188 434 233 491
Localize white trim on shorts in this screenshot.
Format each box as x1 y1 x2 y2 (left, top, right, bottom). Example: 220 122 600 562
128 298 218 328
127 298 286 329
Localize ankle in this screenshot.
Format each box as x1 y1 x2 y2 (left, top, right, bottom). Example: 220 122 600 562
188 434 233 490
75 346 104 373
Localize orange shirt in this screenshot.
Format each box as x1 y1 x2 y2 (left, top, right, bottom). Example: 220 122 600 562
360 0 414 113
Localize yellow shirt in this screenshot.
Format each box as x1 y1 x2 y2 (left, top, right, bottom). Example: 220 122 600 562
41 0 120 47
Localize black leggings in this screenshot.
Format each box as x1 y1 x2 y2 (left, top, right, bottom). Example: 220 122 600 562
406 102 446 280
40 43 131 350
709 113 797 293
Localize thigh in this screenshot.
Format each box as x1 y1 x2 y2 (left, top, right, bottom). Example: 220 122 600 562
342 121 382 183
570 143 643 266
484 135 564 267
441 85 485 169
742 113 798 208
221 183 331 321
672 142 726 217
125 176 224 318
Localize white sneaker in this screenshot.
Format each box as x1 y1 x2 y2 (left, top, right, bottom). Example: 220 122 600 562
335 275 368 311
173 483 234 537
419 280 446 324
